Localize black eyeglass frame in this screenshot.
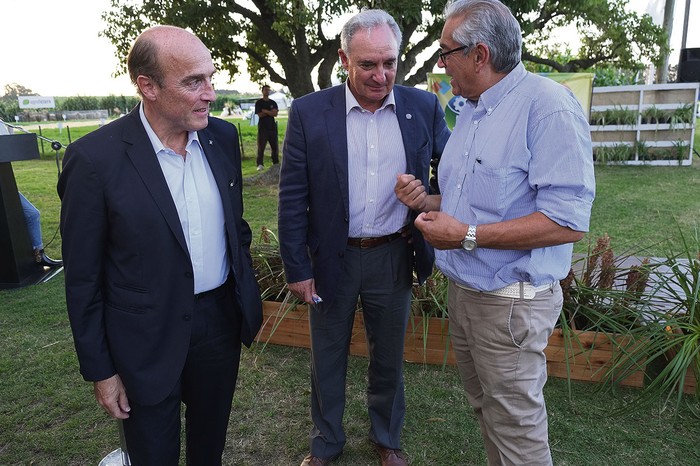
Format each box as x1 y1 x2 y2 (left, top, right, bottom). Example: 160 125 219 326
437 44 471 65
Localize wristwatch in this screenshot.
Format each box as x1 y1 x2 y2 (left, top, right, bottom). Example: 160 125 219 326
460 224 477 251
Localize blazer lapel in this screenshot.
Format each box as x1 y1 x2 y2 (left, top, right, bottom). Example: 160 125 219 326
122 109 190 256
326 85 350 217
394 87 418 174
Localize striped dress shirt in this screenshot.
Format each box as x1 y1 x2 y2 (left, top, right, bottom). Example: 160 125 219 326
436 62 595 291
345 85 408 238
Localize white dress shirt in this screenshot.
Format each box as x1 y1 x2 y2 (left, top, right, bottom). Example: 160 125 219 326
139 104 229 293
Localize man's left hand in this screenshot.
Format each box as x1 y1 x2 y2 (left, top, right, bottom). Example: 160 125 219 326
414 211 466 250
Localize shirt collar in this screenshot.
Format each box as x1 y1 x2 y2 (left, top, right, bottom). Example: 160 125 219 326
477 62 527 113
344 82 396 115
139 102 201 155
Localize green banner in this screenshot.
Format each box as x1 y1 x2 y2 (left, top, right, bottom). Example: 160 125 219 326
428 72 594 129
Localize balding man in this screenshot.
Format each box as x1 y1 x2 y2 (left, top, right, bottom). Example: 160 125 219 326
58 25 262 464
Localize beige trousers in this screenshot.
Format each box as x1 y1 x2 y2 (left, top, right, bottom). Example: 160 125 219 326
448 280 563 466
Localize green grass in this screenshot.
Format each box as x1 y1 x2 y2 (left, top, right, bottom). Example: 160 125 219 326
1 276 699 465
584 162 700 256
1 118 700 465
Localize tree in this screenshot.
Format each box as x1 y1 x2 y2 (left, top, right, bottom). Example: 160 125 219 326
1 83 37 102
102 0 668 98
1 83 36 121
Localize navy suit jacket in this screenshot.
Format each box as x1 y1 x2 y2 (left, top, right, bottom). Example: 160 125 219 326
58 107 262 405
278 84 450 307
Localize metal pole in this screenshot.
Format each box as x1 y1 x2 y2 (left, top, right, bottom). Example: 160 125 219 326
117 420 131 466
237 122 244 158
681 0 691 50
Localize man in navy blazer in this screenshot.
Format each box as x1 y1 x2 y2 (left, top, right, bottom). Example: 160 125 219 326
58 26 261 465
279 10 450 466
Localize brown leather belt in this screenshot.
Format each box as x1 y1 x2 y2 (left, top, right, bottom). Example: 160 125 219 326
347 225 410 249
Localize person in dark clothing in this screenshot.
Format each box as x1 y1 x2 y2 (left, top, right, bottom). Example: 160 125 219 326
255 84 279 170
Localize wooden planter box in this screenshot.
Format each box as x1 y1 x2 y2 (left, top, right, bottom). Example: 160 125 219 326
256 301 697 394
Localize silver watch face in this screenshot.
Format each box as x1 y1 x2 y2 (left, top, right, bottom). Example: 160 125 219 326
461 238 477 251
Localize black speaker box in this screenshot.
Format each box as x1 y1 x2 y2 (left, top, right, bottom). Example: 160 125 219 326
678 47 700 83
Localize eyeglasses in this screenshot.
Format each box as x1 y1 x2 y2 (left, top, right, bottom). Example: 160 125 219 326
437 45 470 65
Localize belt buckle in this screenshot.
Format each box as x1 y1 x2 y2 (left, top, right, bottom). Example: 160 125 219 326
520 283 536 299
359 238 371 248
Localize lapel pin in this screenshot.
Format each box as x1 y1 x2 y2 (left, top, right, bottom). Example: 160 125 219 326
406 113 412 120
229 180 234 187
209 140 213 145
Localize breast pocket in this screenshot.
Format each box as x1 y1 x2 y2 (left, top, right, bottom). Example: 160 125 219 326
468 165 509 219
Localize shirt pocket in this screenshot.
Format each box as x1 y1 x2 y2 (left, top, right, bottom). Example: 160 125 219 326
468 164 510 220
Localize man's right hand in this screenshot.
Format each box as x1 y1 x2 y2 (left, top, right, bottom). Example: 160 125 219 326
94 374 131 419
288 279 317 304
395 174 427 211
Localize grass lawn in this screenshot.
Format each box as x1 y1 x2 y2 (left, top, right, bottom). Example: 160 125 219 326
1 117 699 465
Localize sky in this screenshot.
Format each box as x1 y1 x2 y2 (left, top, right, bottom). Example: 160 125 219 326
2 0 699 98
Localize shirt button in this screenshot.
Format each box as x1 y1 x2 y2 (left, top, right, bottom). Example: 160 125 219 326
183 315 191 321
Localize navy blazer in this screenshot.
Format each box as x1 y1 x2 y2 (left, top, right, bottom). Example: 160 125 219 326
278 84 450 307
58 107 262 405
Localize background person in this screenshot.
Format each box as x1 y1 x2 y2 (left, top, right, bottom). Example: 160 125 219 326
255 84 279 171
58 25 262 465
19 192 62 267
279 9 450 466
395 0 595 464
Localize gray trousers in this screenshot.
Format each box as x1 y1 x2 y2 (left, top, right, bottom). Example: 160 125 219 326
448 280 563 466
308 238 412 458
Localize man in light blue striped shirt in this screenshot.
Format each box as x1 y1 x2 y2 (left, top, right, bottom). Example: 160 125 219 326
395 1 595 464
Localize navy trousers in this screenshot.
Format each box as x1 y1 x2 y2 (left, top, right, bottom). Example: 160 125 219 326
308 237 413 458
122 280 242 465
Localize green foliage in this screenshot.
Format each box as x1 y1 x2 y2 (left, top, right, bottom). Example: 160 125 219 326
670 104 696 127
1 83 36 120
1 82 37 100
2 276 698 464
4 121 700 463
101 0 667 96
591 66 643 87
517 0 667 73
593 144 634 163
97 95 141 115
561 228 700 414
58 96 100 111
0 99 20 120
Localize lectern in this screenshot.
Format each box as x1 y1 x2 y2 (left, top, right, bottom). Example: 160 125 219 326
0 133 57 289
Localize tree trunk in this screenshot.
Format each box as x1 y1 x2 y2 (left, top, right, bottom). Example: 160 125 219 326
655 0 675 84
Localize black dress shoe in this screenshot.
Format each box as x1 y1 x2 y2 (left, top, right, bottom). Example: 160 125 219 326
34 249 63 268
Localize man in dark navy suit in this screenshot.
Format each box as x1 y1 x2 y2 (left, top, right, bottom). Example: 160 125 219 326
58 25 262 465
278 10 450 466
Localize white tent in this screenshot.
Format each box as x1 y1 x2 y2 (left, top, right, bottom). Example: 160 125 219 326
269 92 291 110
249 92 292 125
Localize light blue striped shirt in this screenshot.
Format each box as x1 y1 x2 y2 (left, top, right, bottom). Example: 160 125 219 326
345 84 408 237
436 63 595 291
139 105 229 293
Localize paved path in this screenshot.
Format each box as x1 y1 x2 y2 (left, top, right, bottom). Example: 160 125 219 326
22 120 105 131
